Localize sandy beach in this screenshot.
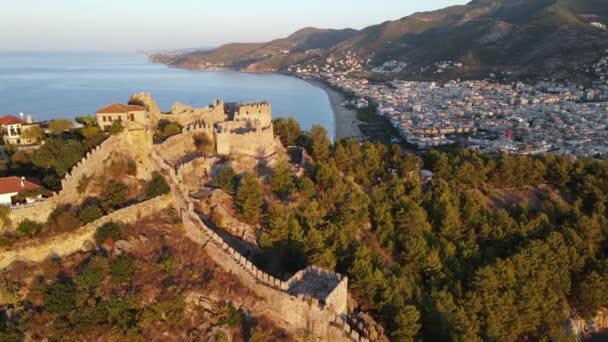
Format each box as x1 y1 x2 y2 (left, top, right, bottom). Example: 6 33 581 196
305 79 363 141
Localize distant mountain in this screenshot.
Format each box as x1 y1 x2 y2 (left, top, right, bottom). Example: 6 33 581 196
152 28 359 71
154 0 608 80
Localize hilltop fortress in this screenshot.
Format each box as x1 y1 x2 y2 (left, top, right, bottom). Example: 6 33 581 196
128 92 279 158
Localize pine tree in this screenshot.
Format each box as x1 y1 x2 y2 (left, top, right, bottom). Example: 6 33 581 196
270 160 294 197
236 173 263 224
307 125 330 161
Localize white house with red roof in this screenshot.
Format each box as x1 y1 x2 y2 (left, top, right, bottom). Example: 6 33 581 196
0 114 42 145
0 176 43 206
95 103 147 131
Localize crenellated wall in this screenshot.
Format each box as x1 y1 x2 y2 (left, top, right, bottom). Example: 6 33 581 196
58 136 119 202
150 150 365 340
229 102 272 127
0 195 172 269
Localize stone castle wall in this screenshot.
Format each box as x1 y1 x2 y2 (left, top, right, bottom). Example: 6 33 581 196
58 135 119 202
7 135 120 228
150 150 368 340
0 195 172 269
215 125 277 157
231 102 272 127
6 201 57 229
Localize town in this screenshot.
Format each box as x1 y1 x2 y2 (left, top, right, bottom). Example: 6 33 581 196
291 49 608 157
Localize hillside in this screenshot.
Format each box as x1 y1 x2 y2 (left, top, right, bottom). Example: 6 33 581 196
154 0 608 80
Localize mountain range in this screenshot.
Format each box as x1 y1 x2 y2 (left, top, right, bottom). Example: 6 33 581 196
152 0 608 81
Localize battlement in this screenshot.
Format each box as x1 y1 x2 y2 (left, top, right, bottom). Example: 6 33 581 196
286 265 348 317
226 101 272 127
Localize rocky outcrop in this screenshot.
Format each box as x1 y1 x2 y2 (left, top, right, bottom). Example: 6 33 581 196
567 310 608 341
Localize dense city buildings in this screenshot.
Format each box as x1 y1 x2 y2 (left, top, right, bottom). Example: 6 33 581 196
296 50 608 158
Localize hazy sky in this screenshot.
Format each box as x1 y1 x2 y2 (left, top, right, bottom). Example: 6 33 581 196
0 0 469 51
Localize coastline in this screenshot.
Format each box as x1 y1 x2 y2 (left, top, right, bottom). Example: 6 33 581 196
302 78 363 141
148 57 362 141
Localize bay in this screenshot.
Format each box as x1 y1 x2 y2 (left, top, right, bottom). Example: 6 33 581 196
0 52 334 139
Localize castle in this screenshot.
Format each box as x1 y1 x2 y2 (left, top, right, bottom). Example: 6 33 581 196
129 93 279 158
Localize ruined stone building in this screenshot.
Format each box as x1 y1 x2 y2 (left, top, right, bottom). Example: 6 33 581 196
128 93 280 158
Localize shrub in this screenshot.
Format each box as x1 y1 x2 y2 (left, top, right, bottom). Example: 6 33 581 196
155 120 183 141
156 250 176 274
78 204 104 224
193 132 214 155
94 222 122 244
110 255 134 283
139 296 185 327
48 119 73 134
127 159 137 176
17 219 42 236
213 302 243 327
109 121 124 135
46 206 81 233
144 172 170 199
100 181 128 212
75 256 109 291
44 281 76 316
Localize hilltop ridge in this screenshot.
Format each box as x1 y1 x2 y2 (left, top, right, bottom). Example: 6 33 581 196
152 0 608 80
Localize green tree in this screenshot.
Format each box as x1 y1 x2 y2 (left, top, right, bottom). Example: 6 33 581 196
21 125 44 142
307 125 331 161
297 176 315 198
259 203 290 248
214 167 237 193
31 138 85 176
575 271 608 319
273 117 301 146
236 173 263 223
392 305 421 342
270 160 294 197
48 119 73 134
75 115 98 127
44 281 76 316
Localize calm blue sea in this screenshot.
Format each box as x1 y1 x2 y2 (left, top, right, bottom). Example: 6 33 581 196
0 52 334 138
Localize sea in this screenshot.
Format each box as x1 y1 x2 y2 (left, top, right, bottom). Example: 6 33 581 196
0 52 334 138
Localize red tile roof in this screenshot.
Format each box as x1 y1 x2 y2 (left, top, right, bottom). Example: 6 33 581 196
96 103 145 114
0 177 40 195
0 115 24 126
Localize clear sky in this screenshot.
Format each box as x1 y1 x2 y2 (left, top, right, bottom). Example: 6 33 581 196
0 0 469 51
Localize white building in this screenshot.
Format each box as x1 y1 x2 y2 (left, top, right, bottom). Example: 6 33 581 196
0 177 42 206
